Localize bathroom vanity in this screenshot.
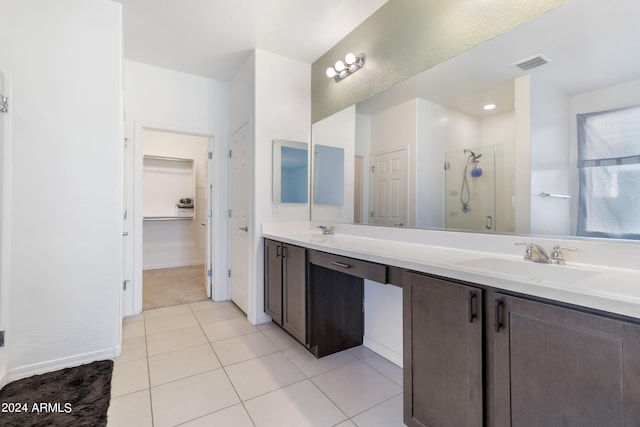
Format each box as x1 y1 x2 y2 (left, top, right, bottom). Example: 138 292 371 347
262 223 640 426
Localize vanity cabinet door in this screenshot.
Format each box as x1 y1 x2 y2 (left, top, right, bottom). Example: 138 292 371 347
493 294 640 426
282 244 306 344
404 273 483 427
264 239 283 324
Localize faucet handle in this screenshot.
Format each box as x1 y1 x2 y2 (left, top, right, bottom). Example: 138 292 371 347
514 242 534 261
549 245 576 265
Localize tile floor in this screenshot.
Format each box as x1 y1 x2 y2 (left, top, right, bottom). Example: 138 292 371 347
107 300 406 427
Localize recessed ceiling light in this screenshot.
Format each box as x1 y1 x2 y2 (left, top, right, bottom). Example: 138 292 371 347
483 104 496 110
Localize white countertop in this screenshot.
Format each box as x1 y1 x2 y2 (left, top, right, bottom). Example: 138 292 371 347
263 223 640 320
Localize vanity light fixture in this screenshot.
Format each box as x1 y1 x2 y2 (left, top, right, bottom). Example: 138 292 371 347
325 53 366 82
483 104 496 110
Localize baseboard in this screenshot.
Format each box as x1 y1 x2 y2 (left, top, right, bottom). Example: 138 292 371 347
7 347 118 383
0 370 7 390
363 336 403 368
143 261 204 270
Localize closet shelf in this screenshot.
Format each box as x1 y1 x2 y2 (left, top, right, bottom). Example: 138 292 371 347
143 154 196 220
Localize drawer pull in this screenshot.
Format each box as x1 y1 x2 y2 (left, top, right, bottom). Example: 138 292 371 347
330 261 351 269
468 291 477 323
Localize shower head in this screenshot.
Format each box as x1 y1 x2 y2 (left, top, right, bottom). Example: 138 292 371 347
464 149 482 162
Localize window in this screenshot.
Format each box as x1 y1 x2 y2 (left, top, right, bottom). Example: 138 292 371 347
577 105 640 239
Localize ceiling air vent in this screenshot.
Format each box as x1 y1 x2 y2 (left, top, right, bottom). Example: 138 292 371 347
512 54 552 71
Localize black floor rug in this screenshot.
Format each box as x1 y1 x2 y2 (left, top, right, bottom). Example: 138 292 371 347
0 359 113 427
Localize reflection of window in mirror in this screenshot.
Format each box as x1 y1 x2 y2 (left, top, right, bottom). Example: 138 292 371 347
313 145 344 205
577 105 640 239
272 140 308 204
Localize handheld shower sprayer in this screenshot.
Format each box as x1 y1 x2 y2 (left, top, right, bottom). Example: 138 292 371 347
460 148 483 213
464 149 482 163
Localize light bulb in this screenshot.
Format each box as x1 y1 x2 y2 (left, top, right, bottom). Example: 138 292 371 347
326 67 336 78
334 60 345 72
345 53 356 65
483 104 496 110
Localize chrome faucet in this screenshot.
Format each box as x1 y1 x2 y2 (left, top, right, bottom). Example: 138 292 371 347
317 225 335 235
549 245 576 265
515 242 549 263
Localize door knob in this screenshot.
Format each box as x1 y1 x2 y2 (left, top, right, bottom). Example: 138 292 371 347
239 226 249 232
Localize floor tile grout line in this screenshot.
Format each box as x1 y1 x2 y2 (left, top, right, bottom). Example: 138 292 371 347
142 315 155 427
346 390 404 421
121 302 403 426
360 355 404 387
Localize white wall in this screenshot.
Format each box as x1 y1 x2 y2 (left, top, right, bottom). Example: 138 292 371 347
142 130 209 269
364 280 403 367
124 60 230 308
514 76 531 234
0 0 122 379
251 50 311 324
355 114 371 224
311 105 356 224
530 78 571 236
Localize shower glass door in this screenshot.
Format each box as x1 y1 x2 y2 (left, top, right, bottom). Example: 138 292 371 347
444 143 514 233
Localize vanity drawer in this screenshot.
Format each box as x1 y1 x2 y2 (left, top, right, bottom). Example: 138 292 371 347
308 250 387 283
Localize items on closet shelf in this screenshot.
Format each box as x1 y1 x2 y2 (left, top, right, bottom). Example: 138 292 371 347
176 197 194 208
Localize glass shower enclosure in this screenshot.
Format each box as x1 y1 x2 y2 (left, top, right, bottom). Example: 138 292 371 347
444 142 515 233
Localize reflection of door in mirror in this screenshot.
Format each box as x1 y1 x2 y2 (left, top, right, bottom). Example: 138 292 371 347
444 143 515 233
370 148 407 227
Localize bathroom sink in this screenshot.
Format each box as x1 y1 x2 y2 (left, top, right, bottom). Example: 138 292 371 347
454 257 601 284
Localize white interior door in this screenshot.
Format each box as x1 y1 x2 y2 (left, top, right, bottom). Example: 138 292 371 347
0 69 10 386
371 148 407 227
122 132 134 316
229 124 250 313
204 139 213 298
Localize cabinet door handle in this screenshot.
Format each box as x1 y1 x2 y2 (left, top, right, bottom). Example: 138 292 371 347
494 299 503 332
468 291 477 323
276 245 281 258
282 245 287 258
330 261 351 269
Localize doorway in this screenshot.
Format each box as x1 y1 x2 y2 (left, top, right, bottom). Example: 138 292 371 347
140 129 213 310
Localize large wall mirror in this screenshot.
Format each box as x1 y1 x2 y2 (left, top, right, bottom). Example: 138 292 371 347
272 139 308 204
311 0 640 239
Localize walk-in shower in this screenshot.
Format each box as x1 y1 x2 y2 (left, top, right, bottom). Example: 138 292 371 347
444 143 515 233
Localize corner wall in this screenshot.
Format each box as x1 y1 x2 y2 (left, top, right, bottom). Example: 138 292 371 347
251 50 311 324
0 0 123 379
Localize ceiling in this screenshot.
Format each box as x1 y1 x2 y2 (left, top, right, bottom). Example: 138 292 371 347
113 0 389 81
357 0 640 118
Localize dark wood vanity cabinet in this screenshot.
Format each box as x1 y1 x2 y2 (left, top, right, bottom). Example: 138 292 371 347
264 239 306 344
492 293 640 426
404 271 640 427
403 272 484 427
